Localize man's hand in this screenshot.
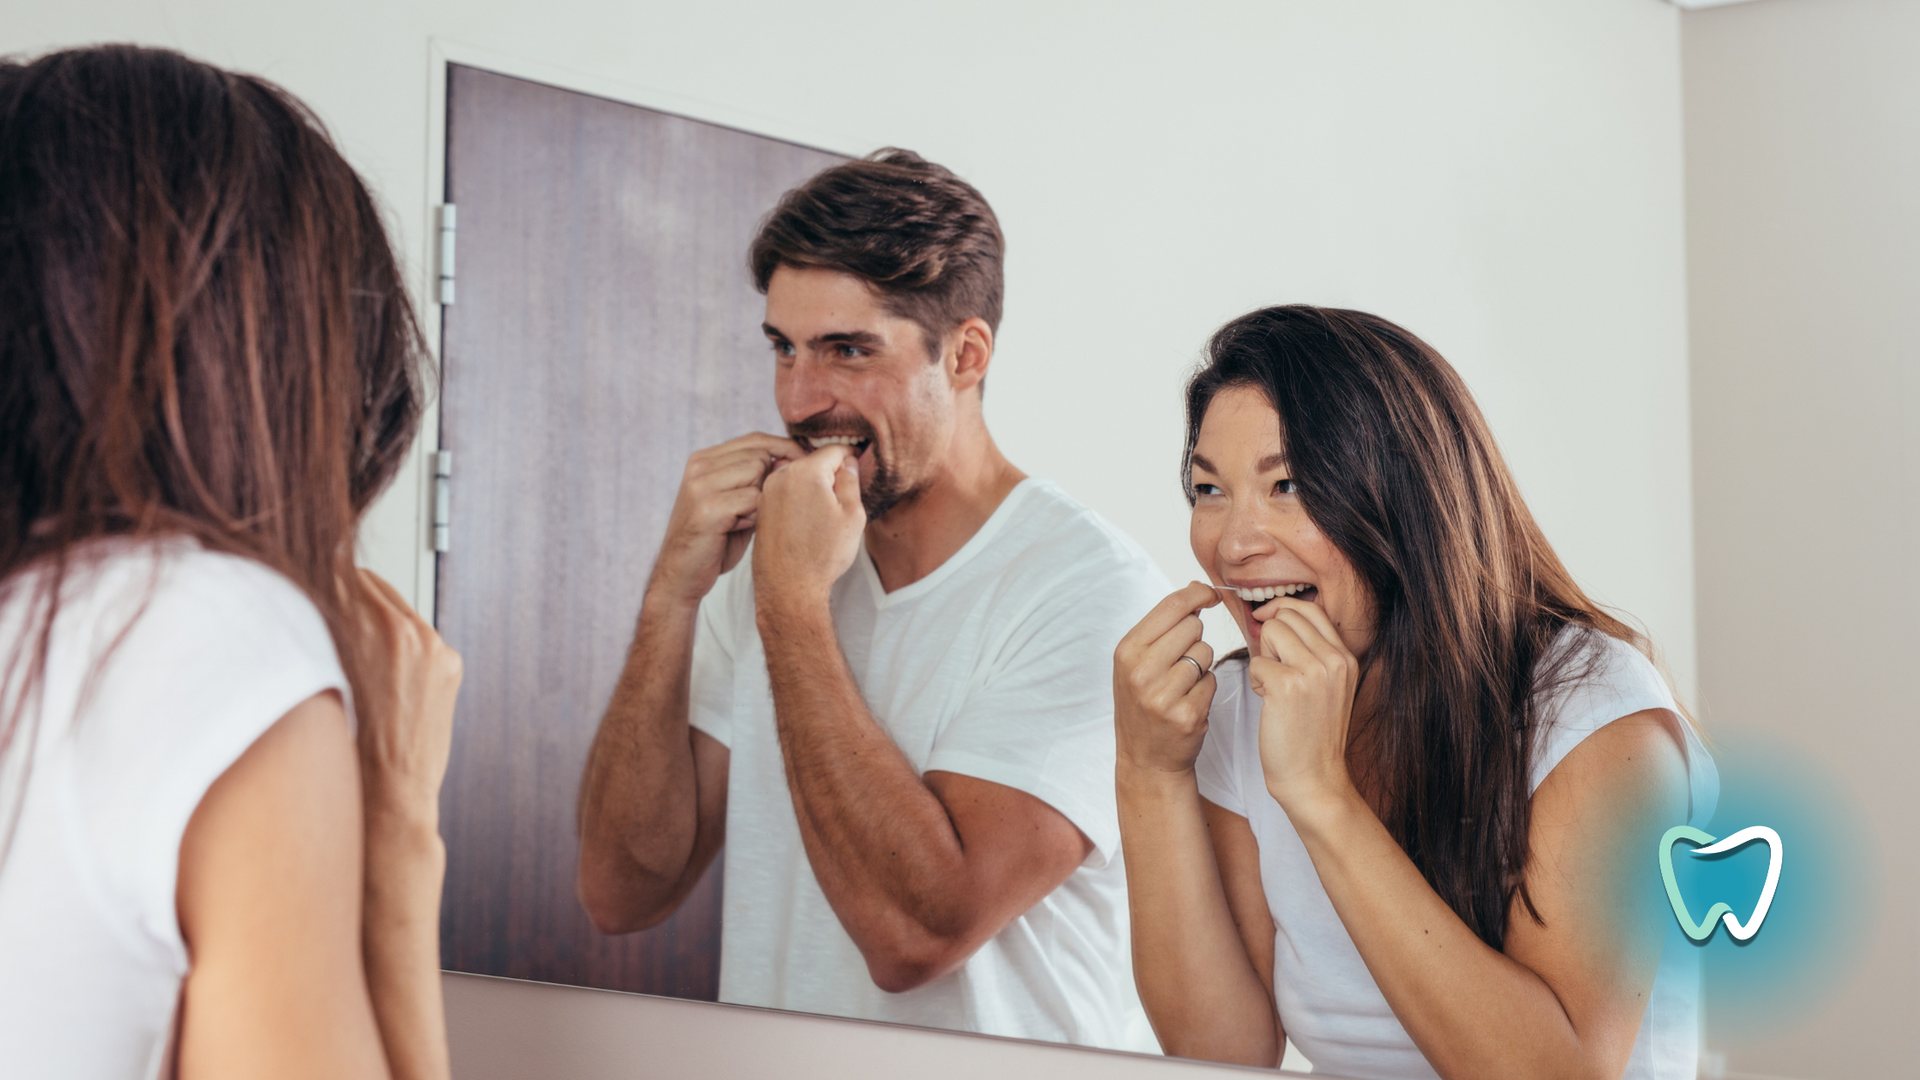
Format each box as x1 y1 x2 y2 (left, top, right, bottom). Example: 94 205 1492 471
651 433 804 608
752 445 866 611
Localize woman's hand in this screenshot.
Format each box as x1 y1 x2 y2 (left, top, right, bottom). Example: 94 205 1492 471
1247 596 1361 814
343 569 462 829
1114 581 1221 779
341 568 457 1080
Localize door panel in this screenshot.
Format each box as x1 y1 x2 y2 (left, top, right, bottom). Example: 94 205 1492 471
437 64 844 995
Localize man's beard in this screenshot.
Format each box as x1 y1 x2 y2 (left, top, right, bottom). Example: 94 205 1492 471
788 419 923 521
858 451 923 521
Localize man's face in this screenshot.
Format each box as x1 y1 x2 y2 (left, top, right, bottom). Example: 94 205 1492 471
764 264 954 520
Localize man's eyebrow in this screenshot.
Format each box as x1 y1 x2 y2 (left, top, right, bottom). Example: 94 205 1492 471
761 324 885 350
814 330 885 349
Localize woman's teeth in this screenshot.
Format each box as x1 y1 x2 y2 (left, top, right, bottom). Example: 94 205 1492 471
1235 583 1311 602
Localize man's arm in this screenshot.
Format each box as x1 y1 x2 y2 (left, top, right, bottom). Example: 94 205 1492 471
751 447 1092 992
575 591 731 933
575 433 798 933
758 600 1092 991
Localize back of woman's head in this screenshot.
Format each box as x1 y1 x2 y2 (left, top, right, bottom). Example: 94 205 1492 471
1184 305 1644 949
0 44 425 590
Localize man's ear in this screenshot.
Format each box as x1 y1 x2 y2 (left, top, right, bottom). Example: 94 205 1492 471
947 317 994 393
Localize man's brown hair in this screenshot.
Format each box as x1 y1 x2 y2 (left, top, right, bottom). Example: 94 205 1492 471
749 148 1004 359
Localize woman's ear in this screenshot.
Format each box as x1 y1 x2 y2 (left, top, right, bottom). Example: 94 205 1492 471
947 317 995 393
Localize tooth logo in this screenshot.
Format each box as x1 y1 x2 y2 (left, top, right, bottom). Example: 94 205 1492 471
1660 825 1784 942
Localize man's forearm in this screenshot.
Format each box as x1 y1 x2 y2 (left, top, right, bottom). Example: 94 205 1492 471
756 598 977 976
576 589 707 929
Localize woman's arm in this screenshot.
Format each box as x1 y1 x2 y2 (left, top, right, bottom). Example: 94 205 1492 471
1115 582 1282 1065
177 568 459 1080
1253 598 1688 1080
1118 769 1283 1064
176 694 392 1080
347 570 460 1080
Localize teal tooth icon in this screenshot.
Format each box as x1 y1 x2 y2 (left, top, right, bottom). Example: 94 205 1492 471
1660 825 1784 943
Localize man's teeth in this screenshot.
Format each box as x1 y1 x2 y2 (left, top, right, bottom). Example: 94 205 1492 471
1235 583 1311 602
809 436 865 447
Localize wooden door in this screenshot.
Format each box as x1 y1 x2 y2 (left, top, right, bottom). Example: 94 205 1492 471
436 64 845 996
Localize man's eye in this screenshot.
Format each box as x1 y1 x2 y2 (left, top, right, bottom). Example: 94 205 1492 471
1275 479 1297 495
836 344 864 359
771 341 795 357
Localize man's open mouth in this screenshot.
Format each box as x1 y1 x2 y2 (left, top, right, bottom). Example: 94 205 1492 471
797 434 873 456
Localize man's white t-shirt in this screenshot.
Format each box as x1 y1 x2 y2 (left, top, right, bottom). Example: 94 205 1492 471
689 477 1168 1050
0 540 348 1080
1194 627 1719 1080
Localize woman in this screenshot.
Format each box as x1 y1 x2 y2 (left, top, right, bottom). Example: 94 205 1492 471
0 46 458 1079
1115 306 1715 1079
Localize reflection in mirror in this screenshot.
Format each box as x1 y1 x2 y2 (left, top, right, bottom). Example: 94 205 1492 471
436 63 1170 1058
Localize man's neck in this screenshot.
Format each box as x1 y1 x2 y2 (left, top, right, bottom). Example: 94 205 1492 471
863 432 1026 593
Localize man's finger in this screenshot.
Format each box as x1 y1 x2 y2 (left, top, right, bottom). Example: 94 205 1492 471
699 486 762 530
805 442 859 470
692 446 798 490
832 450 863 513
711 431 806 458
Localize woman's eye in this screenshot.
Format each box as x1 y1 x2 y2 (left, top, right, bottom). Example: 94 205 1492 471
1192 483 1223 497
1275 479 1297 496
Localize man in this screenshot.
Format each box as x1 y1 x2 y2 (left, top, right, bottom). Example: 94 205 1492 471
576 149 1166 1050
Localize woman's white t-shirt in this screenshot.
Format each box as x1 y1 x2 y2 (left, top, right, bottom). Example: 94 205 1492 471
0 541 348 1080
1194 627 1718 1080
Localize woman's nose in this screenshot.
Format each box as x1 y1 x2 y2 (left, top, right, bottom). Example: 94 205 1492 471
1218 503 1278 564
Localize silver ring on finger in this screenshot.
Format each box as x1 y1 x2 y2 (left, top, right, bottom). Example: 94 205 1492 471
1178 654 1205 678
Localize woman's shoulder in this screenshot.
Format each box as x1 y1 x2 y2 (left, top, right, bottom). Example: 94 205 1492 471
33 538 347 732
1529 625 1693 796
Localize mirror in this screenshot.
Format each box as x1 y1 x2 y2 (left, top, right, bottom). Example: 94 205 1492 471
432 63 1172 1058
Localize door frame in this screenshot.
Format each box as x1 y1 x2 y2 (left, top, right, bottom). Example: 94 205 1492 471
406 38 872 621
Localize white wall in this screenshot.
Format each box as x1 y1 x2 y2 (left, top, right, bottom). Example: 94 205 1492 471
1 0 1697 694
1 1 1697 1075
1684 1 1920 1076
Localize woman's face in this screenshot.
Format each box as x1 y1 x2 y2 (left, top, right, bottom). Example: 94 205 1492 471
1189 385 1377 658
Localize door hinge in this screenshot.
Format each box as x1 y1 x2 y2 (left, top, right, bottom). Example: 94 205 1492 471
432 450 453 553
437 204 457 305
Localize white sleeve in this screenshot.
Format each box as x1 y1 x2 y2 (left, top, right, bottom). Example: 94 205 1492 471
1528 631 1680 794
687 562 745 749
923 554 1166 870
64 549 348 965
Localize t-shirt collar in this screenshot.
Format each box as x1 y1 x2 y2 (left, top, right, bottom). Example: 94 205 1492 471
859 477 1044 609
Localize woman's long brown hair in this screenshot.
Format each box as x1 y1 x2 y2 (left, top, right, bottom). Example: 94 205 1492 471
0 47 427 849
1184 306 1658 950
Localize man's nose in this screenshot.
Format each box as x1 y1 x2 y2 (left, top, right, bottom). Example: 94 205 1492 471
777 353 836 425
